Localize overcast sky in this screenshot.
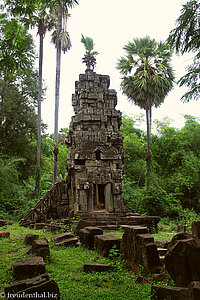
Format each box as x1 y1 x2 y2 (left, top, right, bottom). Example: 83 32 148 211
35 0 200 133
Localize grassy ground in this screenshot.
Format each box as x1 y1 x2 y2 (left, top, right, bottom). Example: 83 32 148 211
0 224 152 299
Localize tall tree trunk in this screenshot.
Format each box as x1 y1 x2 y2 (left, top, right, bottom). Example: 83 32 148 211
35 22 44 198
146 108 151 187
53 2 62 185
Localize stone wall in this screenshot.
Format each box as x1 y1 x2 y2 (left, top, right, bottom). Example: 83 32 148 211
120 225 161 274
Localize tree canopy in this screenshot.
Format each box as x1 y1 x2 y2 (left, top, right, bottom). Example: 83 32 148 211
117 36 174 187
0 13 35 79
117 36 174 110
168 0 200 102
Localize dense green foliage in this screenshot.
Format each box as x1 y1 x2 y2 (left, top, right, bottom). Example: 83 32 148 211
0 21 68 218
1 110 200 220
0 13 36 78
122 115 200 217
0 17 39 182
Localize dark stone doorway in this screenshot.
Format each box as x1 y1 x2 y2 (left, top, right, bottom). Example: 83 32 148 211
94 184 106 210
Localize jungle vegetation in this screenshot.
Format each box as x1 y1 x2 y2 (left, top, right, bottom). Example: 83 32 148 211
0 0 199 223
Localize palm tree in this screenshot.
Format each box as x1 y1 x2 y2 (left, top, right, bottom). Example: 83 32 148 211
52 0 78 185
81 34 99 71
168 0 200 102
4 0 55 198
35 8 53 198
117 36 174 186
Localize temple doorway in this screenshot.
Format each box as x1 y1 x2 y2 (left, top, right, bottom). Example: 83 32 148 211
94 184 106 210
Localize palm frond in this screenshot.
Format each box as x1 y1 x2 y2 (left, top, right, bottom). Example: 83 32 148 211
117 36 175 110
60 30 71 53
81 34 98 70
81 34 95 53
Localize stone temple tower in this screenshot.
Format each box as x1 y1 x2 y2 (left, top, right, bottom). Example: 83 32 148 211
20 69 160 231
65 70 126 216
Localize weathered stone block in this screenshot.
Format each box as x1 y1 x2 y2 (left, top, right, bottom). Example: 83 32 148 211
31 238 50 260
120 226 149 260
12 257 46 279
157 248 168 256
74 219 94 235
146 216 160 233
188 281 200 299
24 234 39 246
165 237 200 287
151 285 188 299
16 280 60 300
34 223 49 230
0 231 10 238
55 237 78 247
83 263 113 273
144 243 162 274
136 233 154 245
175 224 187 233
5 278 60 300
192 221 200 239
51 232 75 244
120 225 161 274
4 274 49 295
0 219 7 226
94 234 121 257
79 226 103 249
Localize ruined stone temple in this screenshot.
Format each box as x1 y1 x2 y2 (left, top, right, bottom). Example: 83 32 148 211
20 69 160 232
65 70 126 216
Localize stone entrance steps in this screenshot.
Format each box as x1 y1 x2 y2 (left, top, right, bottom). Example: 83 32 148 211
76 212 126 231
76 212 160 233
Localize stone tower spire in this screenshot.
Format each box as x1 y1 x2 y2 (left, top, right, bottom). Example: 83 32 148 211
65 70 125 215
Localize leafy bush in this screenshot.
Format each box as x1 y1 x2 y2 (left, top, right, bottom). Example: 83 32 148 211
178 208 200 231
141 185 182 217
0 155 26 218
123 178 182 217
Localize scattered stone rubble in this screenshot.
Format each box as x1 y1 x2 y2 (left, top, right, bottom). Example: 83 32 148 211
4 274 60 300
79 226 103 249
192 221 200 239
12 257 46 280
165 233 200 287
51 232 78 247
75 214 160 233
151 221 200 299
5 219 200 299
83 263 113 273
151 283 200 300
24 234 39 246
0 231 10 238
120 225 161 274
31 238 51 261
94 234 121 257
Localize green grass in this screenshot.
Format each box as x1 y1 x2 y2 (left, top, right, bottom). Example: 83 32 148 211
152 231 175 242
0 224 151 299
